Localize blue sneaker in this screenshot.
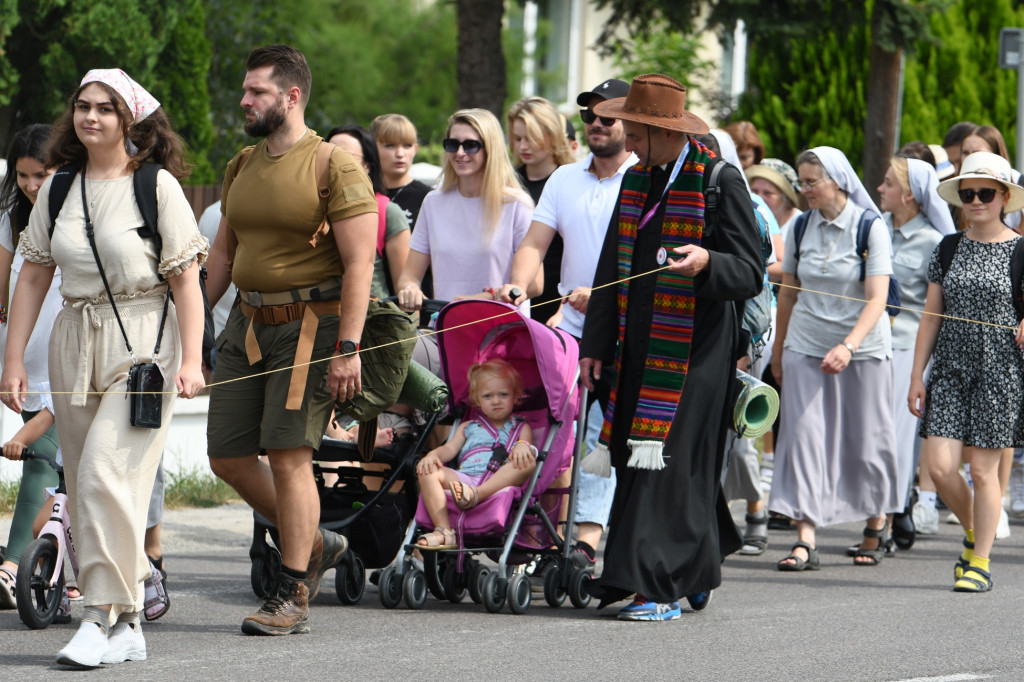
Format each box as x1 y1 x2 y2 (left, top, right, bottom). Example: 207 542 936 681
686 589 713 611
616 596 681 621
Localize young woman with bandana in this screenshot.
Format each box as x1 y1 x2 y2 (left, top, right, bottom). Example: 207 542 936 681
0 69 207 668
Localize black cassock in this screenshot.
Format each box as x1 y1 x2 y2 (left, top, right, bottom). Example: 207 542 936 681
580 159 762 605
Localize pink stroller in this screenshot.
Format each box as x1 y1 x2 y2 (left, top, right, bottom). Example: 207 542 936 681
377 299 587 613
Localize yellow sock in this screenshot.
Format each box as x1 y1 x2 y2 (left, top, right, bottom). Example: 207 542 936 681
968 555 989 573
960 530 974 564
965 528 975 545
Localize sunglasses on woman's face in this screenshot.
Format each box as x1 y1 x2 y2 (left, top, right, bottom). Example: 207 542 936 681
579 109 616 127
442 138 484 154
957 187 1003 204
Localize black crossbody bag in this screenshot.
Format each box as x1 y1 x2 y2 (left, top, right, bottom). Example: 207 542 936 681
80 175 170 428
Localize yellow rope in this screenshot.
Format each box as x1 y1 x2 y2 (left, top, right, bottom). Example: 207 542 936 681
7 265 1018 397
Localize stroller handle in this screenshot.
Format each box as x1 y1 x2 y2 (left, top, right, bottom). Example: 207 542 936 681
382 296 447 321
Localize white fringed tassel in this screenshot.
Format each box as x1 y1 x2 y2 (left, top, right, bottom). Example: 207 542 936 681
581 443 613 477
626 439 667 471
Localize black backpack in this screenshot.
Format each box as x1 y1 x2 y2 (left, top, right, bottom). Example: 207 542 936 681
938 231 1024 322
791 208 902 317
47 162 216 368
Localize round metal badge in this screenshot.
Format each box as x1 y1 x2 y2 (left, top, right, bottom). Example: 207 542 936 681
656 247 668 265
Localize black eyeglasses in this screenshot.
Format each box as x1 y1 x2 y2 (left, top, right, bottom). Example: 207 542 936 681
957 187 1003 204
441 138 484 154
579 109 616 127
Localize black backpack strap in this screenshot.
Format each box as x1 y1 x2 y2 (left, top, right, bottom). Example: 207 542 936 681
133 163 162 242
938 232 965 283
1011 238 1024 322
702 156 725 213
47 163 81 239
791 211 810 272
855 209 881 282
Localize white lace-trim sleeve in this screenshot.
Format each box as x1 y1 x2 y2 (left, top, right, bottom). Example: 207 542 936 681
158 232 209 278
16 232 56 267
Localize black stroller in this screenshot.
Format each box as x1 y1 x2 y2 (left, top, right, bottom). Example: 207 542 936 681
248 301 447 604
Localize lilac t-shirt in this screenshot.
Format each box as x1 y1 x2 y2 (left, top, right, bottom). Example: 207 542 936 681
409 188 533 301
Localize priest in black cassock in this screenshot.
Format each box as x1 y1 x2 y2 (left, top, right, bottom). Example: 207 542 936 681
579 74 763 621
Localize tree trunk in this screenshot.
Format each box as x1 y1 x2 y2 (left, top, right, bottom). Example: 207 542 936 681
456 0 506 119
862 1 902 207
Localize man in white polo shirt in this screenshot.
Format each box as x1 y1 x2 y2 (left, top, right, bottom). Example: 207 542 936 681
499 78 636 569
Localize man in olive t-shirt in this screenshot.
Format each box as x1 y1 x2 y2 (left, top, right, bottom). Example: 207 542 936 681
204 44 378 636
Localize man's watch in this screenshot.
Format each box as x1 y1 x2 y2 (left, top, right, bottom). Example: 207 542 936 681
336 339 359 355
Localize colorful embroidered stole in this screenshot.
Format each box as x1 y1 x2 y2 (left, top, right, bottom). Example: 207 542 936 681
593 140 711 471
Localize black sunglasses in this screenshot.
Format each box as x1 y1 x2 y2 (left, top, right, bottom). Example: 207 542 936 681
441 138 484 154
957 187 1003 204
579 109 616 127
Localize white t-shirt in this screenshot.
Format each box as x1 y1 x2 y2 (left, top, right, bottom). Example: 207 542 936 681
531 153 637 338
197 200 236 337
409 187 533 304
0 212 63 412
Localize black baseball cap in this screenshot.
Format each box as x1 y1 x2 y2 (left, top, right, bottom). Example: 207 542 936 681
565 117 577 141
576 78 630 106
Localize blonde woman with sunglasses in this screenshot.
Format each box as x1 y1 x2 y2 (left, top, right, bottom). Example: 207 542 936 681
397 109 538 312
909 152 1024 593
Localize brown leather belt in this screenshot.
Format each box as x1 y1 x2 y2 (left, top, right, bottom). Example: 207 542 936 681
239 298 342 411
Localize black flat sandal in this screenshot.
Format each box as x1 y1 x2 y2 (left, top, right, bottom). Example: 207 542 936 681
854 520 890 566
777 541 820 572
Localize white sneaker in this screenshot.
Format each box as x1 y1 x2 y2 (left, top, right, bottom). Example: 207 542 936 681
946 511 961 525
57 621 108 668
996 507 1011 540
101 622 147 663
912 502 939 535
1010 465 1024 519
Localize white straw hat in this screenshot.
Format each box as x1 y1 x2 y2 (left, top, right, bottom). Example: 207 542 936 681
936 151 1024 213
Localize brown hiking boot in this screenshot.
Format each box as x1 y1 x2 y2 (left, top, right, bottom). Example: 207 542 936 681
306 528 348 600
241 574 310 636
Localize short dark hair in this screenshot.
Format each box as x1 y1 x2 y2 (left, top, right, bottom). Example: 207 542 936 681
943 121 976 149
245 44 312 106
325 124 383 194
897 140 936 168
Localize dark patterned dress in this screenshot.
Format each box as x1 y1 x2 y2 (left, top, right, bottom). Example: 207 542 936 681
920 236 1024 448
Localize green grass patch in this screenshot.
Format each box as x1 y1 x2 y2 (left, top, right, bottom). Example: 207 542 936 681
0 467 238 516
164 467 239 509
0 478 21 515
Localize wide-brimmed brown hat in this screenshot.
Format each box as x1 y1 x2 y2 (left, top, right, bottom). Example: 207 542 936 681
592 74 709 135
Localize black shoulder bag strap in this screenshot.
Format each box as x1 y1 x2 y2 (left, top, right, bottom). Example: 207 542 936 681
79 172 170 364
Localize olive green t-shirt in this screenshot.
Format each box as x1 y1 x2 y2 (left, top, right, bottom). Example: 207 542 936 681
221 130 377 293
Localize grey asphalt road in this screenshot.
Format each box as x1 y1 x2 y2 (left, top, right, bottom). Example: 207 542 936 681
3 501 1024 681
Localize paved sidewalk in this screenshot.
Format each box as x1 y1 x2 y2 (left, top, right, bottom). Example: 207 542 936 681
3 502 1024 680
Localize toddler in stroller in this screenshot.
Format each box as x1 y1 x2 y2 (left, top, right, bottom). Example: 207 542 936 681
415 359 537 549
379 299 585 614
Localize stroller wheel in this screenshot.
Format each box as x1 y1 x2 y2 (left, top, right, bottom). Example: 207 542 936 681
335 554 365 605
403 568 427 609
250 547 281 599
378 567 402 609
442 559 467 604
567 567 593 609
468 562 490 604
543 562 567 608
507 573 531 614
482 571 506 613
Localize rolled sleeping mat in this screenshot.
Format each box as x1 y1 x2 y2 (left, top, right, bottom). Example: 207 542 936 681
733 369 779 439
398 359 449 414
